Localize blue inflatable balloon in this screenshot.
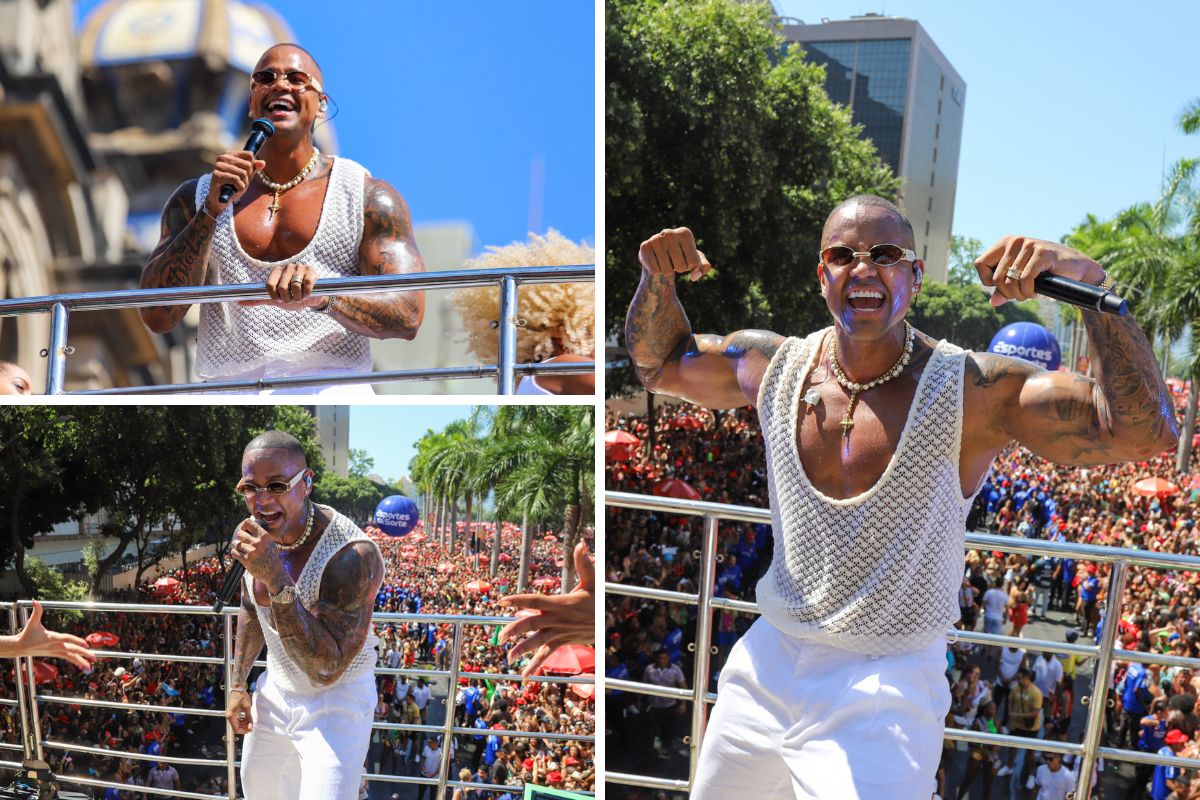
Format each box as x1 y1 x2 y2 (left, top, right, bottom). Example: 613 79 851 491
987 322 1061 371
375 495 419 537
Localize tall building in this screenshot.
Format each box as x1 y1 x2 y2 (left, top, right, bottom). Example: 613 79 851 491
779 14 965 282
313 405 350 477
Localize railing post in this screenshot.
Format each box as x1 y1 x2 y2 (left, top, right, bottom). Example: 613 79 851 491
18 605 44 762
496 275 518 395
1075 560 1128 799
45 302 70 395
8 604 32 761
439 622 466 800
687 514 720 788
223 610 237 798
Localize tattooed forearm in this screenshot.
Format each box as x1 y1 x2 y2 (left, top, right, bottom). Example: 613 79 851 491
625 271 693 390
1082 311 1177 453
232 601 265 690
341 179 425 339
140 180 213 333
270 533 382 686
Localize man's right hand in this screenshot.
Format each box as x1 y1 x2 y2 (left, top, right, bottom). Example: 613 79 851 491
226 688 253 735
638 228 714 282
205 150 266 216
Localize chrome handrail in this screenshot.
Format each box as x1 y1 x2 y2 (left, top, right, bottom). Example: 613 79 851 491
1 600 594 799
0 264 594 395
605 489 1200 799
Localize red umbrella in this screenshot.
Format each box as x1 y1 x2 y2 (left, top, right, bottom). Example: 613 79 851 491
532 576 560 589
1133 477 1179 498
543 533 558 541
569 679 596 700
499 553 513 564
673 415 704 431
13 660 58 685
436 562 458 574
604 430 641 463
86 632 119 648
653 479 701 501
152 577 181 594
539 645 595 676
465 580 492 593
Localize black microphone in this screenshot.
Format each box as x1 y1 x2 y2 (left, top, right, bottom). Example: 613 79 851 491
213 517 263 613
1033 273 1127 316
217 118 275 205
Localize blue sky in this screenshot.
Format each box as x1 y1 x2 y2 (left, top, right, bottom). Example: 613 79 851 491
75 1 595 255
348 405 485 484
776 1 1200 248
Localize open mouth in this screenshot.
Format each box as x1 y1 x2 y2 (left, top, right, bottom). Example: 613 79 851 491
846 289 885 312
265 98 296 117
258 511 284 528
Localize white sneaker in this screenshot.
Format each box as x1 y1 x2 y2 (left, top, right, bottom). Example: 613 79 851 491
995 766 1013 777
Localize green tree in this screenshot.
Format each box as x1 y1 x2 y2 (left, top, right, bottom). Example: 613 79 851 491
606 0 898 395
911 283 1043 352
348 449 375 479
947 235 984 287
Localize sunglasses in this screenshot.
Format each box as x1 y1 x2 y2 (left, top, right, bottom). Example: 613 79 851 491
236 467 307 498
251 69 323 93
820 243 918 268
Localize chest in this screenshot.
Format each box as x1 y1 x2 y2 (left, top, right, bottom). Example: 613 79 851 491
232 176 331 262
792 362 924 500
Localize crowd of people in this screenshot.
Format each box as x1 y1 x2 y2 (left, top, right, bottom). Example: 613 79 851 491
605 394 1200 798
0 518 594 799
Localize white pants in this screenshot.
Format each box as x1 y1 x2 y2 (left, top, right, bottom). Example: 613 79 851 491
692 618 950 800
241 669 376 800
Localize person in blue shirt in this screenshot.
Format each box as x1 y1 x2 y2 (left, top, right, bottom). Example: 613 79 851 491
1079 564 1100 636
1120 661 1152 751
1152 728 1189 800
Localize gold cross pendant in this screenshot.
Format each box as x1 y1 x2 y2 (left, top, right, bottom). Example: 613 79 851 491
268 191 282 219
840 390 860 438
839 416 855 436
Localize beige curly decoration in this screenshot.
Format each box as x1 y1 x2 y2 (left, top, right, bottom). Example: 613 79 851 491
450 230 595 363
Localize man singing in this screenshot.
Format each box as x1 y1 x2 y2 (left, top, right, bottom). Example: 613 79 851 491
225 430 384 799
139 43 425 394
625 195 1176 799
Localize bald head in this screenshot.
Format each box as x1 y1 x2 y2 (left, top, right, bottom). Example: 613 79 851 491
822 194 914 250
243 430 306 464
256 43 324 85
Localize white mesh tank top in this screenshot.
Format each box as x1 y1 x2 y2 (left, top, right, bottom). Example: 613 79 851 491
754 327 979 655
246 508 381 694
193 157 373 380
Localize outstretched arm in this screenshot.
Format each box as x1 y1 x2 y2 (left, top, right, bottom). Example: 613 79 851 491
226 595 264 735
323 177 424 339
969 236 1177 465
0 600 94 669
625 228 781 408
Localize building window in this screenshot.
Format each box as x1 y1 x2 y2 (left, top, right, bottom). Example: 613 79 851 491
935 122 940 140
927 196 933 212
930 172 935 188
923 245 928 260
925 221 930 238
951 86 963 106
939 74 944 91
937 98 942 115
932 147 938 164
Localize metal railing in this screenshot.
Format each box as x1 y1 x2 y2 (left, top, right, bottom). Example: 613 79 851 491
1 600 595 799
605 490 1200 799
0 264 595 395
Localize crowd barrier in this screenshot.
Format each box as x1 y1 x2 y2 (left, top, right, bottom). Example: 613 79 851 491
605 490 1200 800
1 601 595 799
0 264 594 395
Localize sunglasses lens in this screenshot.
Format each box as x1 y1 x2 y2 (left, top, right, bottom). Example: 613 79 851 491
869 245 904 266
266 482 292 494
251 70 276 86
285 71 311 87
823 247 854 267
236 485 256 497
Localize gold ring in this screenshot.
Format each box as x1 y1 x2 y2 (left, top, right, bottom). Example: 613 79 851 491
1005 268 1021 281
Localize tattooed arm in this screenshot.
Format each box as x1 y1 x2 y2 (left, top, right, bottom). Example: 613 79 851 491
966 236 1177 467
626 227 782 408
226 593 265 735
317 177 424 339
268 538 383 686
139 180 213 333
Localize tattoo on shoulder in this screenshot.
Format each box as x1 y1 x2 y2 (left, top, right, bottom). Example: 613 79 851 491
970 353 1036 389
363 178 412 242
722 330 782 362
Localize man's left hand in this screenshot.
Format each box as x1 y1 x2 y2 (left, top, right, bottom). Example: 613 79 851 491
15 600 95 670
238 263 325 311
975 236 1106 306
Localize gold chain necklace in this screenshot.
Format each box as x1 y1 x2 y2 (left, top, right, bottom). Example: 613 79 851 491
257 148 320 219
275 501 315 552
829 321 915 438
